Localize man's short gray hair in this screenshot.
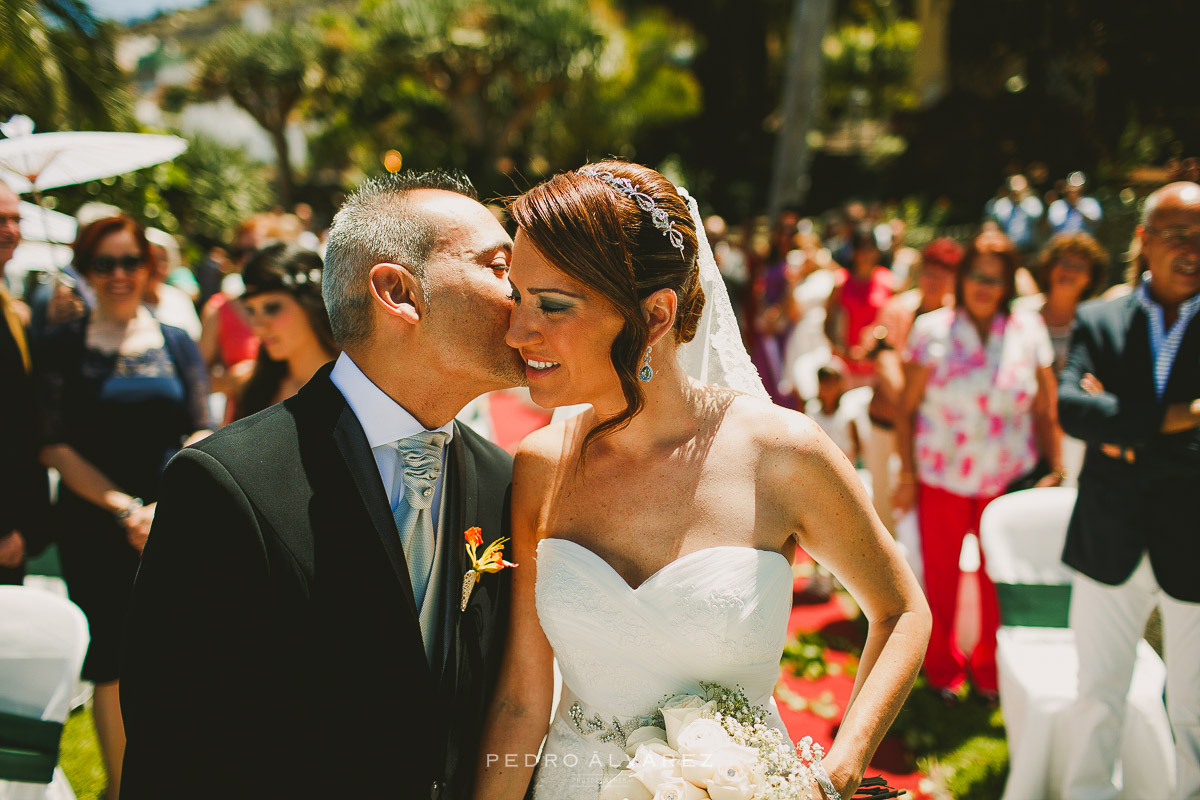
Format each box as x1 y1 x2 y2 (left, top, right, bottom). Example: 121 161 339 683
322 169 478 349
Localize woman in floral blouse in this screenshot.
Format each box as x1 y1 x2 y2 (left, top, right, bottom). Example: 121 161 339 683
892 230 1063 700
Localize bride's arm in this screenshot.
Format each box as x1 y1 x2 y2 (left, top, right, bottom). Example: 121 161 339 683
472 437 557 799
770 410 932 799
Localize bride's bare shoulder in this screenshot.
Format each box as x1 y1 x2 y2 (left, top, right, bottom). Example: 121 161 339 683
721 393 826 450
717 393 849 486
514 410 589 475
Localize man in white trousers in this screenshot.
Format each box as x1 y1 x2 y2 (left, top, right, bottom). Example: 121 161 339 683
1058 181 1200 800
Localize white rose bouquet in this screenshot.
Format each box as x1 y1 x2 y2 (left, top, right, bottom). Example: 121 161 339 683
596 683 840 800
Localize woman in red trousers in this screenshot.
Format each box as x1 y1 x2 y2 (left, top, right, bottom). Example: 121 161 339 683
892 230 1064 701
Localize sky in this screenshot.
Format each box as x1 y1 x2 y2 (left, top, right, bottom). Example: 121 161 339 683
86 0 207 23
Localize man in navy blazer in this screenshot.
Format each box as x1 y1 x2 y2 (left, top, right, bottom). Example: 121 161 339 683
1058 181 1200 800
121 171 524 800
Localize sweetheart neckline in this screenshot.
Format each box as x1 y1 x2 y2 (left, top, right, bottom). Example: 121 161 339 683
538 537 792 592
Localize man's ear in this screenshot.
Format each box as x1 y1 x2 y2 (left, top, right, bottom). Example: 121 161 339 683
368 262 423 325
642 287 678 347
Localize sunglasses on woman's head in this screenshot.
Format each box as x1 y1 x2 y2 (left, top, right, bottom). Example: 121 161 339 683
89 255 145 276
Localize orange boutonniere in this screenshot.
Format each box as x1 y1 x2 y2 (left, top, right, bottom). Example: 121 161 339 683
460 527 518 611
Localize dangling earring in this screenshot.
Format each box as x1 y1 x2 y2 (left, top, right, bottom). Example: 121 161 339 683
639 346 654 382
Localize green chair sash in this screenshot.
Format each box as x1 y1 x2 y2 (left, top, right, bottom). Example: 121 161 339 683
0 710 63 784
994 582 1072 628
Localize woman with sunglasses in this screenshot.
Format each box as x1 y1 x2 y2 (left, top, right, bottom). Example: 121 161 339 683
892 230 1063 704
228 242 338 421
35 215 211 800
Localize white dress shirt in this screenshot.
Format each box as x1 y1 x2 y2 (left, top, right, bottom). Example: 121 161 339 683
329 352 455 530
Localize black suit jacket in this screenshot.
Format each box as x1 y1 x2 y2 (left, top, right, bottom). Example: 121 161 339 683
120 367 513 799
1058 292 1200 601
0 314 49 585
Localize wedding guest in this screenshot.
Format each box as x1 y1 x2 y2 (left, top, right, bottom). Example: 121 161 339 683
781 231 839 400
198 217 268 402
806 359 862 463
824 223 893 388
27 204 120 339
143 227 201 341
866 237 962 531
883 218 922 291
893 230 1063 702
1014 231 1108 375
0 183 49 585
984 174 1043 261
144 224 200 302
193 247 227 310
1059 182 1200 800
1046 171 1102 237
228 243 338 421
35 215 211 800
750 212 801 406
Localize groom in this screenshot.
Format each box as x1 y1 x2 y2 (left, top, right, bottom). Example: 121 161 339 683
121 171 523 799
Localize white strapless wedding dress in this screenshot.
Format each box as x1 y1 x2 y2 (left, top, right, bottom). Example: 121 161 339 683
531 537 795 800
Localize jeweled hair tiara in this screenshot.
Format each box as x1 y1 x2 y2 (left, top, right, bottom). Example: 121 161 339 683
579 167 686 259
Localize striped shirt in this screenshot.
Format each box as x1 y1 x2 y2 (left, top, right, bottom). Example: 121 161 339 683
1135 278 1200 400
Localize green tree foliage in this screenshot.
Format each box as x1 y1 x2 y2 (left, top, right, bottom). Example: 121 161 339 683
308 0 604 187
308 0 701 197
530 7 702 171
195 24 330 206
820 0 921 128
0 0 135 131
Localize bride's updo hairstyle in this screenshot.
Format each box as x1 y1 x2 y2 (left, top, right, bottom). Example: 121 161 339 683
508 160 705 451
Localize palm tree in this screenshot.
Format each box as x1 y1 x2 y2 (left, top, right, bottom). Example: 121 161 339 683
0 0 135 131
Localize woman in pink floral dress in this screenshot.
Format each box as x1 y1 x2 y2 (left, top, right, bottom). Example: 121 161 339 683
892 230 1064 700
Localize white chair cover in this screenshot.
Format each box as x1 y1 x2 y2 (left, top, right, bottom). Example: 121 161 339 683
22 574 91 714
979 488 1174 800
0 587 89 800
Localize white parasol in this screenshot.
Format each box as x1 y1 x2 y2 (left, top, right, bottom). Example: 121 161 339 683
0 114 187 274
0 115 188 194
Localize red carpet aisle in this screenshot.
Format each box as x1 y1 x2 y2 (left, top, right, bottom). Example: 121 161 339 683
776 551 932 800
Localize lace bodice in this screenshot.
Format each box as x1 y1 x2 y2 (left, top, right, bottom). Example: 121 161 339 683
532 538 793 799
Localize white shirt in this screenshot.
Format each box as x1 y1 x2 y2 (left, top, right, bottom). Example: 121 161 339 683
329 352 455 529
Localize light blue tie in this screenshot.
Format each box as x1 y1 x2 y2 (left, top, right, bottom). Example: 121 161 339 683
393 431 448 614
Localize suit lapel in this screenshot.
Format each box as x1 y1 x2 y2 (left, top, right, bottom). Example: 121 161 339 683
323 379 427 664
1120 295 1159 405
440 424 479 688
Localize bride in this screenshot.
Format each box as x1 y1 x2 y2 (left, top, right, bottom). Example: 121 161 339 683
473 161 930 800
